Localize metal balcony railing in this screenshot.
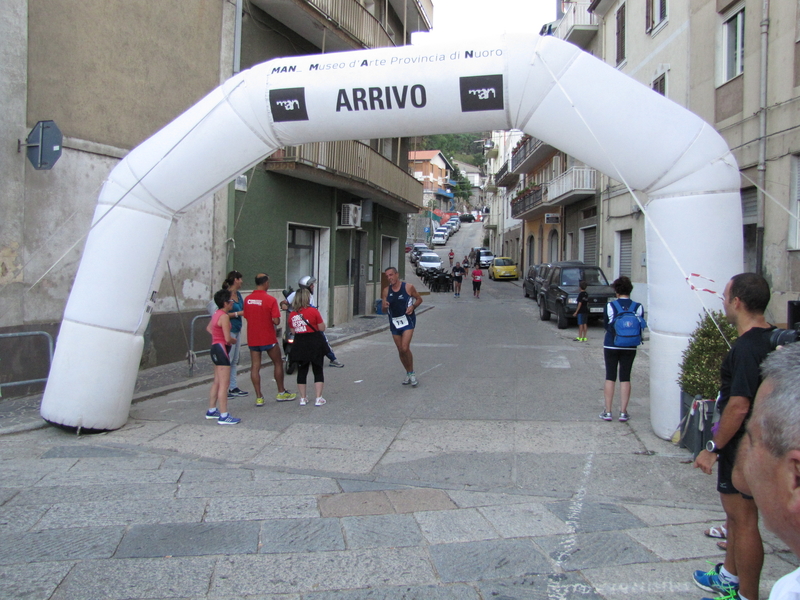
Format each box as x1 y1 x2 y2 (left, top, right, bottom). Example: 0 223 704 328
511 136 546 172
308 0 393 48
272 140 423 208
547 166 597 202
511 186 545 218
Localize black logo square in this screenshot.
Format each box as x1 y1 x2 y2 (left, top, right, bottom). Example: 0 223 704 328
459 75 504 112
270 88 309 122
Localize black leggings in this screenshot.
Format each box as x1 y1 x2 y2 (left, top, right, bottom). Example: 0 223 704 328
297 360 324 385
604 348 636 382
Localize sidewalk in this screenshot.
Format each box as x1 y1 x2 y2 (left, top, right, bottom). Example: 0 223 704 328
0 266 432 436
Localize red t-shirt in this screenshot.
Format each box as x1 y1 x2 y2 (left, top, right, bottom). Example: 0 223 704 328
289 307 323 333
472 269 483 281
243 289 279 346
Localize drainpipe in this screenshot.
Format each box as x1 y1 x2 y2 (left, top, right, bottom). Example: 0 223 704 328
233 0 243 74
756 0 770 275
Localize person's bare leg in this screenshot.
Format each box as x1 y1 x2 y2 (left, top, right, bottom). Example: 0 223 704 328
216 366 230 413
298 382 307 400
267 345 286 393
392 331 414 372
721 493 763 600
604 380 615 413
250 350 262 398
314 381 324 399
620 381 631 413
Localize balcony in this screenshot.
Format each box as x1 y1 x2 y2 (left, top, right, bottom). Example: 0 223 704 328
436 187 454 199
251 0 394 51
511 186 546 219
554 2 598 49
494 160 519 188
265 140 423 213
511 136 554 175
546 166 597 206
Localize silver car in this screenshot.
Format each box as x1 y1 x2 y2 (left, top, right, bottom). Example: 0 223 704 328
417 252 442 270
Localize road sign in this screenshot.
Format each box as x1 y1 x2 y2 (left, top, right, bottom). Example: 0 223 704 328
424 227 430 233
23 120 62 170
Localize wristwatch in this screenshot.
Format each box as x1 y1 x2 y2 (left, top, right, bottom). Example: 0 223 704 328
706 440 721 453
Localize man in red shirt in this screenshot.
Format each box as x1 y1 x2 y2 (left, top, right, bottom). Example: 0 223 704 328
244 273 296 405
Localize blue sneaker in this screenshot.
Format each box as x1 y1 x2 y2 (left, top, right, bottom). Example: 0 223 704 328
205 408 220 419
217 414 241 425
694 563 739 594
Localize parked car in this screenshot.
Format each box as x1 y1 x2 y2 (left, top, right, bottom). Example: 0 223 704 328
538 261 615 329
416 252 442 273
459 213 475 222
405 242 414 253
524 262 554 303
488 257 519 280
409 243 429 264
447 218 460 232
432 233 447 246
477 249 495 268
523 264 544 300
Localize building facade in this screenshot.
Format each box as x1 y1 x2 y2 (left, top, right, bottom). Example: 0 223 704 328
1 0 430 392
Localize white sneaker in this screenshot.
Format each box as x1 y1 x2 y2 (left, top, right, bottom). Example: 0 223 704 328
402 374 412 385
410 374 418 387
314 397 326 406
299 398 308 406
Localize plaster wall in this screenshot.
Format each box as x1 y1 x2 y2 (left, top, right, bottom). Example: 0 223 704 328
0 0 28 327
26 0 223 149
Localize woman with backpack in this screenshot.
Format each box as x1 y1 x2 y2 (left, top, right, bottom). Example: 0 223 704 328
601 276 646 423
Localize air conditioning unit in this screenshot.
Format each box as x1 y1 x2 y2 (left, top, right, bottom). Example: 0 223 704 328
340 203 362 227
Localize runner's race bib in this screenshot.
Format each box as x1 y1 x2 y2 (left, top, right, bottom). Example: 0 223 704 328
391 314 409 329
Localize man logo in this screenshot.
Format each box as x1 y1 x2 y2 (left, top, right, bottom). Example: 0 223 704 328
459 75 504 112
270 88 309 122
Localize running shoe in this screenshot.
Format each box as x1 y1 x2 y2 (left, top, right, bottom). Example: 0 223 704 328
402 374 413 385
329 360 344 368
217 414 241 425
205 408 221 419
600 411 613 421
410 373 418 387
299 398 308 406
619 412 630 422
255 397 265 407
315 397 327 406
276 390 297 401
694 563 739 594
229 387 249 397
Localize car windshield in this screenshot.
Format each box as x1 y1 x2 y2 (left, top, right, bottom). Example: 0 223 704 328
420 254 440 262
495 258 513 266
560 267 608 286
479 250 492 257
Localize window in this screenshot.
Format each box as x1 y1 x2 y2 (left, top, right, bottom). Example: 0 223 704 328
287 225 317 290
652 73 666 95
792 156 800 249
721 6 745 83
618 229 633 278
646 0 668 33
616 4 626 66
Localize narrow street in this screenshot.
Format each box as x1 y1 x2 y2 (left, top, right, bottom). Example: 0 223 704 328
0 229 793 599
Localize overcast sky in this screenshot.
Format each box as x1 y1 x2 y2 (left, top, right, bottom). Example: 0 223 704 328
430 0 557 37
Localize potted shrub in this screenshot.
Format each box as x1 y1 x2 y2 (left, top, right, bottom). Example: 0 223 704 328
675 310 738 455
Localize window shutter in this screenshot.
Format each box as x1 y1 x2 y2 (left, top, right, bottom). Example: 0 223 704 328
741 187 757 225
619 229 633 277
660 0 667 21
582 227 597 266
616 5 626 65
645 0 652 33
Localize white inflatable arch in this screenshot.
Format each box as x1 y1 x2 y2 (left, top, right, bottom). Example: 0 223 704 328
41 34 742 436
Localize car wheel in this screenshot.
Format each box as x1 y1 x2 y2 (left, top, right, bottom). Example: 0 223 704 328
557 304 569 329
539 297 551 321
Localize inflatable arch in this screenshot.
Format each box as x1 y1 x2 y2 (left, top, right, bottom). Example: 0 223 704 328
41 34 742 436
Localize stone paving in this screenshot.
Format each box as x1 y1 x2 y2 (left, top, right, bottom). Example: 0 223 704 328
1 267 798 600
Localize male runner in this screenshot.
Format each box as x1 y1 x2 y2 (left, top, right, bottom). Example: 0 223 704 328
381 267 423 386
243 273 296 405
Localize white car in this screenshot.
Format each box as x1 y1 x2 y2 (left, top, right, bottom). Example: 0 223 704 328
417 252 443 269
432 233 447 245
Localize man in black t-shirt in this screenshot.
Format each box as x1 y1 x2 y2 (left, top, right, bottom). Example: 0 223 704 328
693 273 773 600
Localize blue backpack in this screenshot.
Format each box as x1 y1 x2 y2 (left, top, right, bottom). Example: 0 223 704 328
611 300 646 347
